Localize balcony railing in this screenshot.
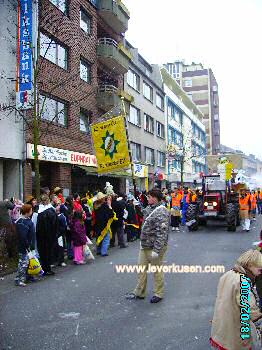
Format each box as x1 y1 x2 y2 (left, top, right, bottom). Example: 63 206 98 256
98 0 129 34
97 84 121 111
97 38 130 74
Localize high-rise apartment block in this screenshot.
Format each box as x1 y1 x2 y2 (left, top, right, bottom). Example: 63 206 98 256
164 61 220 155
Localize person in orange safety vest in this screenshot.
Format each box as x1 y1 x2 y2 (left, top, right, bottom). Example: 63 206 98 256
171 188 182 231
239 192 250 231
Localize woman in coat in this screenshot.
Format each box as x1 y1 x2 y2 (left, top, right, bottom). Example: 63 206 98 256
210 249 262 350
93 193 114 256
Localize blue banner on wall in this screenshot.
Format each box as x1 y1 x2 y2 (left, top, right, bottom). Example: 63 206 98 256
16 0 33 109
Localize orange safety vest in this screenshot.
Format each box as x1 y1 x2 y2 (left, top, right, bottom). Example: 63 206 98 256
239 197 250 211
191 194 197 203
171 193 182 207
250 194 257 209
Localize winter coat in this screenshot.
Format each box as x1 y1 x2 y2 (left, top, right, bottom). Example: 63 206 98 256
36 204 58 248
57 213 67 238
70 219 87 247
93 203 114 237
140 203 170 254
16 217 35 254
210 265 262 350
126 203 138 225
112 199 126 228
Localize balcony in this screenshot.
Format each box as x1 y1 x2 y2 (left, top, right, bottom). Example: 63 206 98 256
97 38 131 74
98 0 130 34
97 85 121 111
97 84 133 112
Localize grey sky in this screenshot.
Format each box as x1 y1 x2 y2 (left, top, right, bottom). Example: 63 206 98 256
124 0 262 159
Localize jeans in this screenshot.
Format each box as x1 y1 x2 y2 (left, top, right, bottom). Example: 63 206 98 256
258 202 262 214
182 204 188 225
97 232 110 256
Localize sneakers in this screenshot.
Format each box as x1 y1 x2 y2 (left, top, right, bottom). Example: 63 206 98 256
172 227 175 231
15 281 27 287
58 262 67 267
150 296 162 303
125 292 145 300
176 227 180 232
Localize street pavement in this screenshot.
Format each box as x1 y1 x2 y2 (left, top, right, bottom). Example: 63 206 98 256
1 217 262 350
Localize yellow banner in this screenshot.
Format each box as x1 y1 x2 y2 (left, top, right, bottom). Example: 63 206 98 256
91 116 131 174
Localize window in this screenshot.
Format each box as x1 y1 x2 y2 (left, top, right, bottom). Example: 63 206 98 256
80 59 91 83
156 93 164 110
156 121 165 138
184 79 192 87
167 101 181 123
175 131 183 146
127 69 140 91
172 158 181 170
145 147 154 165
80 9 91 34
157 151 165 167
144 114 154 134
40 33 68 69
40 95 67 126
130 142 141 162
80 110 90 133
214 114 219 121
168 127 175 144
50 0 68 14
128 105 141 126
143 82 153 101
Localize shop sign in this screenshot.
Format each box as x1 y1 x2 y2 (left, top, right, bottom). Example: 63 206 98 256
27 143 97 167
16 0 34 109
134 164 148 178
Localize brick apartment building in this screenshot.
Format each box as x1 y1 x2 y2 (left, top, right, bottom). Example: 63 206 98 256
164 61 220 156
24 0 131 198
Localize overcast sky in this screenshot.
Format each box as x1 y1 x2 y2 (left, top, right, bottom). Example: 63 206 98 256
124 0 262 159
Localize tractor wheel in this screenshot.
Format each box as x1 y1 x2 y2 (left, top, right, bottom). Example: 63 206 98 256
234 203 241 226
186 204 199 232
226 203 237 232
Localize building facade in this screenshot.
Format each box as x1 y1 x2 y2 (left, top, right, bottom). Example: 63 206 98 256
0 1 24 200
124 43 167 191
22 0 131 197
164 61 220 156
207 152 261 178
160 67 207 188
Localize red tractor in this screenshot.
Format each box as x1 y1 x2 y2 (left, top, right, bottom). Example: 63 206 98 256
186 174 240 231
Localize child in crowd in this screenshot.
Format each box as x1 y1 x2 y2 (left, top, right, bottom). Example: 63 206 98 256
70 211 87 265
15 204 35 286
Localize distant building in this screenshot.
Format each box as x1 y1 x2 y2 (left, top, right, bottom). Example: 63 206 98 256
164 61 220 155
160 67 207 188
124 42 167 190
207 152 262 178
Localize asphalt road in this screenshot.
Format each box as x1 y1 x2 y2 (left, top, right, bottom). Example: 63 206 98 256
1 217 262 350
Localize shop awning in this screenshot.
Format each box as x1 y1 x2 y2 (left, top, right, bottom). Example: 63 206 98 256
75 165 132 178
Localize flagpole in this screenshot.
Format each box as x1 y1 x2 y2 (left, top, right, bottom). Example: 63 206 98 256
121 97 137 197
